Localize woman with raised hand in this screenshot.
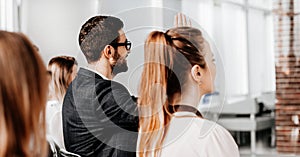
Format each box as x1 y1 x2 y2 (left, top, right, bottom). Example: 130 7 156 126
0 30 49 157
137 27 239 157
46 55 77 149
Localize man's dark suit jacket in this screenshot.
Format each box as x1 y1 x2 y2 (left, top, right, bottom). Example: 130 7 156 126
62 68 139 157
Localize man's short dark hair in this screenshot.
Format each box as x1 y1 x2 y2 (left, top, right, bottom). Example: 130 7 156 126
79 16 124 63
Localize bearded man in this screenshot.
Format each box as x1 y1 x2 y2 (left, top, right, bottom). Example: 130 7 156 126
62 16 138 157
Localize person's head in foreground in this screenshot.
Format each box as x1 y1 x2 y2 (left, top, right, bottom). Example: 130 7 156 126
138 27 216 156
48 56 78 103
0 31 49 157
79 15 132 78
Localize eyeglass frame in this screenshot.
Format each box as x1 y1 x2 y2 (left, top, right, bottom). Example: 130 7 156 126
110 39 132 51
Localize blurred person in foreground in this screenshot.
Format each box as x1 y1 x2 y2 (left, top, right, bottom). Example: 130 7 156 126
0 30 49 157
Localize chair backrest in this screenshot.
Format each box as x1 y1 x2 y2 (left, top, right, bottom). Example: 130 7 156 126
47 136 81 157
47 137 60 157
60 149 81 157
256 92 276 110
209 98 259 115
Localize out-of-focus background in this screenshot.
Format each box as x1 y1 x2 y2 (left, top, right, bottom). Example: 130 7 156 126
1 0 299 156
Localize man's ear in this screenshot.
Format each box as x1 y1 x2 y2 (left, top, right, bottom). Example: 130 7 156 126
102 45 115 59
191 65 203 84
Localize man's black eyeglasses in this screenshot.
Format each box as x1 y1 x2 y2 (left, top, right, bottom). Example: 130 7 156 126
110 40 132 50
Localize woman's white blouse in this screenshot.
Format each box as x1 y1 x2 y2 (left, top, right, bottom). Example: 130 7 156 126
46 100 65 149
160 112 240 157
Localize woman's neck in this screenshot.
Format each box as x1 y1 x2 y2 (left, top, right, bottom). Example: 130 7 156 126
171 91 202 108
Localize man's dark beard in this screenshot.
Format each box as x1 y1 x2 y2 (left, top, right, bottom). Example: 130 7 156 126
111 51 128 75
112 60 128 75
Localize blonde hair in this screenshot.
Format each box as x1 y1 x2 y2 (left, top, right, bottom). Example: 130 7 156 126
48 56 77 103
138 27 207 157
0 31 49 157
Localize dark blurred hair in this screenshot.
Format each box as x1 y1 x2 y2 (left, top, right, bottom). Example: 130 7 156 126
79 15 124 63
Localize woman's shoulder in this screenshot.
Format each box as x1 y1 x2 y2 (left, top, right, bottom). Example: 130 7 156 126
46 100 60 108
162 118 240 157
167 117 234 143
194 118 230 135
46 100 61 123
192 118 240 156
190 118 235 142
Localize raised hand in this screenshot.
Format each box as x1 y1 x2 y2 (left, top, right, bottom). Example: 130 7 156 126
174 13 192 27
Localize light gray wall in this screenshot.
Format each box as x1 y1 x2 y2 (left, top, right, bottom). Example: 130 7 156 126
21 0 98 64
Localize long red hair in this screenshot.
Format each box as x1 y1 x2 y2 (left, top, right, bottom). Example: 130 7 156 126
138 27 207 157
